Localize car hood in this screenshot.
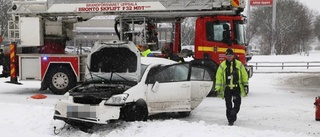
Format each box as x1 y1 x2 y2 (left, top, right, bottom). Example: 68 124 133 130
85 41 141 82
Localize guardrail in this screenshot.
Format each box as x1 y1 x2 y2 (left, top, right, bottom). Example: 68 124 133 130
248 61 320 70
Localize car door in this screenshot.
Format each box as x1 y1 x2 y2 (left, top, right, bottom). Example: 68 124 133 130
189 66 214 110
146 64 191 113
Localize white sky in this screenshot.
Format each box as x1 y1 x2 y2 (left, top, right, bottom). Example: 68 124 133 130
299 0 320 13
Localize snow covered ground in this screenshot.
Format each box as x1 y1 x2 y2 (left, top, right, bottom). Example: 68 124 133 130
0 52 320 137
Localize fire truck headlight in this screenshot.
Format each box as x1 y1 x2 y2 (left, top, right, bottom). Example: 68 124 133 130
42 56 48 61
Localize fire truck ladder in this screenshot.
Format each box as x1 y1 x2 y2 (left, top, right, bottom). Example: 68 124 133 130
8 0 245 18
8 15 20 43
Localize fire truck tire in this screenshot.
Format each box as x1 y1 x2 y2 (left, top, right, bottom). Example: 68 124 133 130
48 66 76 95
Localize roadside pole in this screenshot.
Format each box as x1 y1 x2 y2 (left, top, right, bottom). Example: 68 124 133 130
247 0 251 45
271 0 277 55
6 42 21 84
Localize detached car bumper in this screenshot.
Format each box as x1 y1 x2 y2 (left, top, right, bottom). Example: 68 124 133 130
53 99 121 124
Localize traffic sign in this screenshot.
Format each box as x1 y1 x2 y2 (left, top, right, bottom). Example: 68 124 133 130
250 0 273 6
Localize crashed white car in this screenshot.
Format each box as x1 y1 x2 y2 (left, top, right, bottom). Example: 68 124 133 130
53 41 215 126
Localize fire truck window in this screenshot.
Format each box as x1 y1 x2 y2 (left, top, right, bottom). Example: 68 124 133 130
234 22 246 45
206 22 230 42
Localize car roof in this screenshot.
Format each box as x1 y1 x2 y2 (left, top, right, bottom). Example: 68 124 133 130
141 57 177 65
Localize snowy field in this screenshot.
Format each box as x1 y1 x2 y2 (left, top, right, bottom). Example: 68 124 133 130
1 52 320 137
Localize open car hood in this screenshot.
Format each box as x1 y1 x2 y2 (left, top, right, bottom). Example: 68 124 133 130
85 41 141 83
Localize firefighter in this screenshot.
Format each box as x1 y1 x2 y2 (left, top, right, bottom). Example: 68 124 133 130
0 48 9 78
161 45 184 62
139 45 155 57
222 24 231 46
0 49 3 66
215 48 248 126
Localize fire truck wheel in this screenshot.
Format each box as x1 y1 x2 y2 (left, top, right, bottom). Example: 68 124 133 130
48 66 76 95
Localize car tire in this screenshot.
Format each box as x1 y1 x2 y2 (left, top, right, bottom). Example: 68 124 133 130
48 66 76 95
178 111 191 117
133 104 148 121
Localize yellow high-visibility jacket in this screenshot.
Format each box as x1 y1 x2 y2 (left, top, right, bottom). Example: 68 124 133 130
215 59 249 98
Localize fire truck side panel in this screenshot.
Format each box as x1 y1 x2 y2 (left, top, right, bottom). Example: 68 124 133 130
20 17 44 47
41 56 80 81
18 54 81 82
19 55 41 80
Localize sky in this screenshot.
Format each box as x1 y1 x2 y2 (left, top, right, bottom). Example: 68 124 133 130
299 0 320 13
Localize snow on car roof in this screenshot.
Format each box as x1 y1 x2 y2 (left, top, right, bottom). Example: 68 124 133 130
141 57 177 65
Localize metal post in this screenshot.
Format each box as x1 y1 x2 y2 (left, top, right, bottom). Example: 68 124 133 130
247 0 251 45
271 0 277 55
132 18 136 44
120 17 123 41
173 19 181 54
6 42 21 84
143 17 146 44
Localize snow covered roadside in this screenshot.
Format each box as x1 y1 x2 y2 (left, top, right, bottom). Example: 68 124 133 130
0 102 313 137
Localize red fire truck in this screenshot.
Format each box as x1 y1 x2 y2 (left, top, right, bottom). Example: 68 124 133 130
3 0 251 94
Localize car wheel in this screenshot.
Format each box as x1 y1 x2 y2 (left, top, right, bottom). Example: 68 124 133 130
133 104 148 121
48 66 76 95
178 111 191 117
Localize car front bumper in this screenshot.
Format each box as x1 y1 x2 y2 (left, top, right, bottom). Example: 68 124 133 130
53 99 121 124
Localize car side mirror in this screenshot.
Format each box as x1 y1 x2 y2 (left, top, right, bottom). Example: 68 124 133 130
152 81 160 92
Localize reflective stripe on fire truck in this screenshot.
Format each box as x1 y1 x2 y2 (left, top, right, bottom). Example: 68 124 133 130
198 46 214 52
232 0 240 7
197 46 245 54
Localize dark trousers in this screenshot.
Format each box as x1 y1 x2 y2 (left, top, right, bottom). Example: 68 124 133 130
224 87 241 123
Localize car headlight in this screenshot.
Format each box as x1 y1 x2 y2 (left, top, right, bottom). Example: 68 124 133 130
104 94 129 106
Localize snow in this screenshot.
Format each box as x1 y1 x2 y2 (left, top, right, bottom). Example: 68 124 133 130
1 51 320 137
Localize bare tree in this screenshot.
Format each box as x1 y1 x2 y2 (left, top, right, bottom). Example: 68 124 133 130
249 0 314 55
0 0 11 38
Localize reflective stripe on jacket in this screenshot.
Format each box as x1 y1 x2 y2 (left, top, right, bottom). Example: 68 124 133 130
215 59 248 98
141 49 155 57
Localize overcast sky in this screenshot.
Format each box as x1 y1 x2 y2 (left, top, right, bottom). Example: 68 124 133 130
299 0 320 13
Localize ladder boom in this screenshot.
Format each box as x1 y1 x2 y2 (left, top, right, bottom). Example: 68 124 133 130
9 0 245 18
